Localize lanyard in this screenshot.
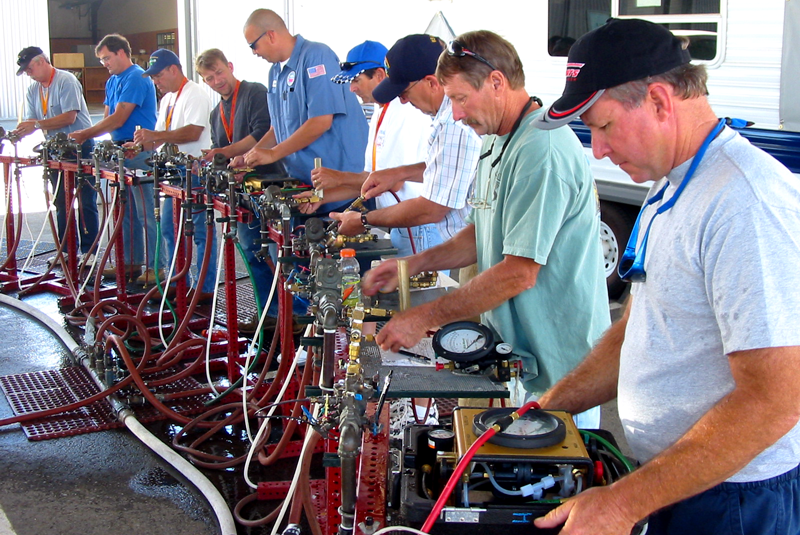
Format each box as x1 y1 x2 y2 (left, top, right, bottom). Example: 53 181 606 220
371 102 390 172
39 68 56 117
165 77 188 131
219 80 240 144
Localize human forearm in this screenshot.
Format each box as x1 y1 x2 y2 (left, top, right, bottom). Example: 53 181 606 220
271 114 332 161
219 135 258 158
147 124 204 147
39 111 79 131
361 163 426 199
406 224 478 275
367 196 451 229
254 128 277 150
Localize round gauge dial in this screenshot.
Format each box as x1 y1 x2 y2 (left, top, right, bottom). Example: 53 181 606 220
427 428 455 451
432 321 494 362
472 408 566 449
495 342 513 355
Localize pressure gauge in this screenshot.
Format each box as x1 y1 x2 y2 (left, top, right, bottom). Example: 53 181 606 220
432 321 495 363
427 428 455 451
472 408 566 449
495 342 513 355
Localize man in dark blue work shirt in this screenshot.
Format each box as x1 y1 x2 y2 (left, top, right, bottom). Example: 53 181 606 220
239 8 368 211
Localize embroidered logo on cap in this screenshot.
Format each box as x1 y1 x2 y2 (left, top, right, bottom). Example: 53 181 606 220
307 65 326 78
565 63 585 82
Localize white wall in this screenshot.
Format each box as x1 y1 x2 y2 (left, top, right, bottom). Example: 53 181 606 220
0 0 50 120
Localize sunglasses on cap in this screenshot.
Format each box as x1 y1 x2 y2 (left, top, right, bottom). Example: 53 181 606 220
339 60 370 70
447 40 499 72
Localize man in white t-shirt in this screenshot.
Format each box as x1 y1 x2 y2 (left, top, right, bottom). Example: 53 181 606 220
134 49 218 298
301 40 442 256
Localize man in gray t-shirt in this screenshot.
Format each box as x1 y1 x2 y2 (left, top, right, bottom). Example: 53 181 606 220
534 19 800 535
14 46 98 262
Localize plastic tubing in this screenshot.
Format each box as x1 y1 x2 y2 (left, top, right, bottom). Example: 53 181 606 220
580 429 635 472
420 400 541 533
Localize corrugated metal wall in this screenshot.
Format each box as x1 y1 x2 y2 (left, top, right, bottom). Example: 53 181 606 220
0 0 50 120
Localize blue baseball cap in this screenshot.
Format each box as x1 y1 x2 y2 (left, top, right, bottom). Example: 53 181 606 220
142 48 181 76
332 41 387 84
372 34 445 104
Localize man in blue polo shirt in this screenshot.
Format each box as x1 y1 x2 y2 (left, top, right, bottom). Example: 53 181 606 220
71 33 158 284
239 8 368 211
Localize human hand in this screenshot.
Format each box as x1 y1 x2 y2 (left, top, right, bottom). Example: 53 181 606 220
361 168 401 200
243 147 277 167
201 147 228 163
229 155 246 168
329 211 364 236
13 120 37 138
69 129 89 145
121 141 140 159
310 167 343 190
362 258 399 296
375 310 431 353
133 128 155 146
293 191 321 214
534 486 640 535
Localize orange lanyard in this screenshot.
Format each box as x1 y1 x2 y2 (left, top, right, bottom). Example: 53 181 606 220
39 68 56 117
219 80 240 143
165 77 188 131
371 102 390 171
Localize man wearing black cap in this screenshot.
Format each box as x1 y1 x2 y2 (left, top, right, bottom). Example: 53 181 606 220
14 46 99 267
535 19 800 535
302 40 442 258
135 48 217 300
330 34 482 245
363 30 608 427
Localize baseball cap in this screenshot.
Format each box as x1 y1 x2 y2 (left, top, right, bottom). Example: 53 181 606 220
332 41 387 84
536 18 691 130
16 46 44 76
142 48 181 76
372 34 445 104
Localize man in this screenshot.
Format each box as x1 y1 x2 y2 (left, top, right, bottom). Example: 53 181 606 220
362 31 609 425
13 47 98 266
303 40 442 257
196 47 298 330
330 34 481 245
135 49 217 298
240 8 368 211
70 34 158 283
533 19 800 535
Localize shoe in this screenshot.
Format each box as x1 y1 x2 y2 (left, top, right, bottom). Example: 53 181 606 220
135 267 165 286
78 252 96 265
150 285 178 301
276 348 308 367
102 263 142 280
238 313 277 334
389 399 439 439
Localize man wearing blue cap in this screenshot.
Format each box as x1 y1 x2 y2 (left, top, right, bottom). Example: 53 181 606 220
14 46 99 270
301 40 442 257
135 48 218 299
535 19 800 535
329 34 481 248
240 9 367 211
71 34 158 283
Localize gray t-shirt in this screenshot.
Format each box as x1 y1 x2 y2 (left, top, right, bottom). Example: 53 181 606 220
619 126 800 483
24 68 92 138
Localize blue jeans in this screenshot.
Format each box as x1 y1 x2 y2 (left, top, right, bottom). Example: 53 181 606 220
49 172 99 255
161 173 218 293
239 221 308 318
647 463 800 535
121 151 157 267
390 223 443 258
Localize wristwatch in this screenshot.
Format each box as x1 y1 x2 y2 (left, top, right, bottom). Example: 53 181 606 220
34 121 41 130
360 212 369 228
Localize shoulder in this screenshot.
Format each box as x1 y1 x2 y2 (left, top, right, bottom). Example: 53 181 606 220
241 80 268 96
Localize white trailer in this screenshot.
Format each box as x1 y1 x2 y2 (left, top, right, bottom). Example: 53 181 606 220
181 0 800 297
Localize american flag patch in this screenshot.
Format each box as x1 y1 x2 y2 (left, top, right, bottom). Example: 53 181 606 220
307 64 326 78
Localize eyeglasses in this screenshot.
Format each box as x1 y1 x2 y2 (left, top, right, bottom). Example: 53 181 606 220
399 79 421 100
248 30 268 50
447 40 499 72
467 142 500 209
340 60 368 70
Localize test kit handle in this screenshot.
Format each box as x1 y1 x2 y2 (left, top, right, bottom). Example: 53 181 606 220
314 157 324 199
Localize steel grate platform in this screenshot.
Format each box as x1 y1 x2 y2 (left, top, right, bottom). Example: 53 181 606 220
0 239 57 264
0 365 209 441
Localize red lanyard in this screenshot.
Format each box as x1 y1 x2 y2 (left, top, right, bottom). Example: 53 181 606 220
371 102 390 172
165 77 188 131
219 80 240 143
39 68 56 117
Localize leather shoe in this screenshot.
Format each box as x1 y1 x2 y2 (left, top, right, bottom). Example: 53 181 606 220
188 288 215 304
102 263 142 280
238 313 277 334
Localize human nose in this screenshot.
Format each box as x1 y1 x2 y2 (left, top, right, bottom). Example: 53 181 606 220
451 103 466 122
591 131 611 160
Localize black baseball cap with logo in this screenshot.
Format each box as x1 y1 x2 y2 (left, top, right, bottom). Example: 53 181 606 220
16 46 44 76
372 34 445 104
536 18 691 130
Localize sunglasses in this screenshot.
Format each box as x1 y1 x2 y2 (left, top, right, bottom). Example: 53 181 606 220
339 60 369 70
447 40 499 72
248 30 268 50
